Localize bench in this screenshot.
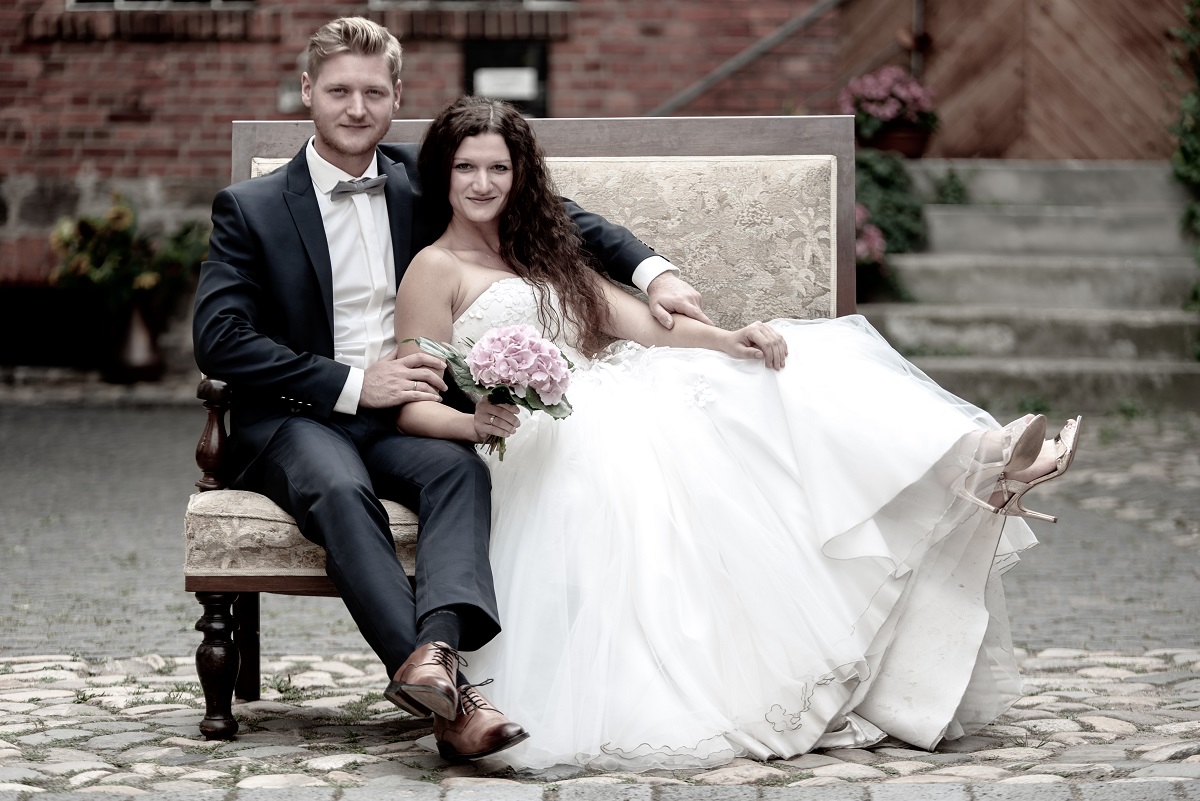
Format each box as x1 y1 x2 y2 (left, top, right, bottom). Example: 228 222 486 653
184 115 856 739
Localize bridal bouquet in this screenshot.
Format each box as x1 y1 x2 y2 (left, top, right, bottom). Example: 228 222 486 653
408 324 573 459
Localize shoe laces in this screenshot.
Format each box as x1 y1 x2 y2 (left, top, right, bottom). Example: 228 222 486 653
426 642 468 673
457 678 496 715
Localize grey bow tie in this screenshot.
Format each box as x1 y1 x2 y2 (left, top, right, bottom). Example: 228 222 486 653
330 174 388 201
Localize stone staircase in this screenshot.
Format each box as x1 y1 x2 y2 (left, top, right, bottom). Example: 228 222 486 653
858 160 1200 414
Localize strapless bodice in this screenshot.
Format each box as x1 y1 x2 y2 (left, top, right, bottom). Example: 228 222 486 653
452 278 589 366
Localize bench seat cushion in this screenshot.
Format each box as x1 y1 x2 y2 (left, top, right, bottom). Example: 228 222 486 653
184 490 419 578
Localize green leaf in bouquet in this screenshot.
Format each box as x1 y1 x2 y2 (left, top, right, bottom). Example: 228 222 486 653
522 386 573 420
405 336 457 362
405 336 487 401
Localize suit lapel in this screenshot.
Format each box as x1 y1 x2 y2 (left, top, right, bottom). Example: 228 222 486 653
282 149 336 337
378 152 414 284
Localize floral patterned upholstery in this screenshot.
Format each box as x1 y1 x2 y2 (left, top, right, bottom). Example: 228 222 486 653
185 491 417 578
548 156 838 325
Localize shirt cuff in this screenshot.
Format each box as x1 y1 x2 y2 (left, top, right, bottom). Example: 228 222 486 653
334 366 365 415
631 255 679 293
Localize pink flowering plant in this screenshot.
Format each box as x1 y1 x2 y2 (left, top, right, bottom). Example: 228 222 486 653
839 65 938 141
854 203 887 266
408 324 573 459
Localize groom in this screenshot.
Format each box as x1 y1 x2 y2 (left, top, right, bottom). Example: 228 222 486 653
193 16 709 760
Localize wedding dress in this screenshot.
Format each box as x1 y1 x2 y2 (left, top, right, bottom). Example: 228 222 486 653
453 277 1037 772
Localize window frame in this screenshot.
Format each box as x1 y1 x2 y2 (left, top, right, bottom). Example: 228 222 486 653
66 0 254 10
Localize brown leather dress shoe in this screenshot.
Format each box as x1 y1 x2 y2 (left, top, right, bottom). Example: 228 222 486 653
384 641 461 719
434 682 530 761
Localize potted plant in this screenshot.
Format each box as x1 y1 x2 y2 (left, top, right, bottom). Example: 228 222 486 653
840 65 938 157
48 194 209 382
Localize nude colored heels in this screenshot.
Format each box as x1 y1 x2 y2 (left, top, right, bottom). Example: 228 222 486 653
985 416 1083 524
1004 413 1047 474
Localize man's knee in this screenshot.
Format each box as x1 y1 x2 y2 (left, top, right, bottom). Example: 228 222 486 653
427 442 491 489
317 471 382 514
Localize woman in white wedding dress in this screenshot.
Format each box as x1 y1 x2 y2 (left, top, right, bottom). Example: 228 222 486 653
394 97 1082 771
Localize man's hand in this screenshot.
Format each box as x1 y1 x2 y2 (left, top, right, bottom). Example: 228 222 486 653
646 272 713 329
359 349 448 409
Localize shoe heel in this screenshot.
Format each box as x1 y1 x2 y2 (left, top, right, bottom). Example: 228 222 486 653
1006 493 1058 523
401 684 458 720
384 681 432 718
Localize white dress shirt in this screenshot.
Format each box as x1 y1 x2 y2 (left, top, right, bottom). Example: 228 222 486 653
306 139 396 414
306 138 678 414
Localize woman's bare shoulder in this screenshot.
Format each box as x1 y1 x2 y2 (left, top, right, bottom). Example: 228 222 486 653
409 243 461 272
404 244 465 291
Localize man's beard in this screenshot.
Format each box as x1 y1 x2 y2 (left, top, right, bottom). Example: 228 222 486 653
313 116 385 159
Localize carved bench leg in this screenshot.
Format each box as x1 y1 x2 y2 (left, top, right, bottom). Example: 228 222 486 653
195 592 239 740
233 592 261 703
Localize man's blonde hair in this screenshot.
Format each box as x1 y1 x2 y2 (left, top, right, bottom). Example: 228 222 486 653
307 17 403 85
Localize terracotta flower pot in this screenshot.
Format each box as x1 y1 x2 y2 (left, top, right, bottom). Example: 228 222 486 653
102 302 165 384
858 122 932 158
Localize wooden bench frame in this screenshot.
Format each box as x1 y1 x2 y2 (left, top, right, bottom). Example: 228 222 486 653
188 115 856 739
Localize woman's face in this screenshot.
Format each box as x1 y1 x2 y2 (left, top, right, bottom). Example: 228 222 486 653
448 133 513 225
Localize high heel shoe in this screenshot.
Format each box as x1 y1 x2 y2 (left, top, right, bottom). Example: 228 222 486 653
958 414 1046 513
988 416 1083 523
1005 413 1047 474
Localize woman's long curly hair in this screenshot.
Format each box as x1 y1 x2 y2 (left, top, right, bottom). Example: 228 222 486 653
418 96 611 354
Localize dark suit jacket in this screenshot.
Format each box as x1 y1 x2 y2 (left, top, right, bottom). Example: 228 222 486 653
193 141 655 481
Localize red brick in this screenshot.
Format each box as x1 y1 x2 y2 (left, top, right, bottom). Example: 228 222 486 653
0 237 55 284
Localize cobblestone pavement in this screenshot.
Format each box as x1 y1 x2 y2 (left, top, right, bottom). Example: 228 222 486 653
2 649 1200 799
0 647 1195 796
1 372 1199 799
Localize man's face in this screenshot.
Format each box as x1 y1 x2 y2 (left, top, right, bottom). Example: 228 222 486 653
301 52 400 173
448 133 514 225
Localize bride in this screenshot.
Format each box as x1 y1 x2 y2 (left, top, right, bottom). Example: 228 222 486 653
393 96 1081 771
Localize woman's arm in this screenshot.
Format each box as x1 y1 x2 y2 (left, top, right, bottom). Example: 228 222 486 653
393 251 522 441
596 276 788 369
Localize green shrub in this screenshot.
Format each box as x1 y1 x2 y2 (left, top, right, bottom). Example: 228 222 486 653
1169 0 1200 318
855 149 927 255
854 149 926 302
932 168 969 205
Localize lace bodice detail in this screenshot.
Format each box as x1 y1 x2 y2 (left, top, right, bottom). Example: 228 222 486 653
453 278 590 366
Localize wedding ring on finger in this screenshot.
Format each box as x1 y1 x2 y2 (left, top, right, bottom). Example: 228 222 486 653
489 415 496 425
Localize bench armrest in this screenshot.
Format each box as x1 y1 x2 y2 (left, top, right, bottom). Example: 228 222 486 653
195 377 230 492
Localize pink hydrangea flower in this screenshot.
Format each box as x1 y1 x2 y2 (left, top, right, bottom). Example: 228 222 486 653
839 65 937 140
467 324 571 406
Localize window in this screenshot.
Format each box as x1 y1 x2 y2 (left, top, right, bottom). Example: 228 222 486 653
465 40 548 117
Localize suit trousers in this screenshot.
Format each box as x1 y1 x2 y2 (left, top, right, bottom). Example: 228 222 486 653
239 409 499 676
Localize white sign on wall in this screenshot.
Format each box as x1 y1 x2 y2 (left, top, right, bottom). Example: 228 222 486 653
473 67 539 101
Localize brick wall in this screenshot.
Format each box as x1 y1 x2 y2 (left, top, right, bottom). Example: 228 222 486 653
551 0 837 117
0 0 836 288
1 0 837 370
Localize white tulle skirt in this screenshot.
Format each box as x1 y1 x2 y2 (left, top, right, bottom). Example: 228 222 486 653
465 315 1036 772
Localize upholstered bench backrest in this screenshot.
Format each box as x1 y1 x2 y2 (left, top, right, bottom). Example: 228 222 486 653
237 116 856 323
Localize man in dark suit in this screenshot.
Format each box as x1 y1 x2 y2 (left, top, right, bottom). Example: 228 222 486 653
193 16 709 761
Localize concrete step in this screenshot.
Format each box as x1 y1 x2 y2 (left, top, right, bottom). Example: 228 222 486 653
906 159 1193 207
924 205 1193 256
909 357 1200 415
885 253 1197 308
859 304 1200 361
